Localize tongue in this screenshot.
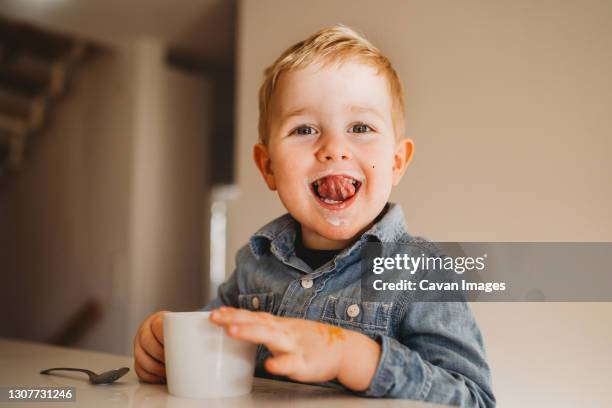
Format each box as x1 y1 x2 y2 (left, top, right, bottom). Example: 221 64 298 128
316 175 356 201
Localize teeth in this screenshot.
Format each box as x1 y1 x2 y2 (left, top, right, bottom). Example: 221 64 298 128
312 176 361 185
322 198 342 204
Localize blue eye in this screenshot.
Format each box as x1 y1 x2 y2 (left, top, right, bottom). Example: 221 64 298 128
292 126 317 136
350 123 372 133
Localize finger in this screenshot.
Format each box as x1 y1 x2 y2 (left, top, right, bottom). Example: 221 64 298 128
134 314 155 349
226 323 293 353
134 361 164 384
150 312 167 345
134 339 166 377
210 307 256 325
134 337 166 377
264 353 303 377
210 307 275 326
134 360 165 384
139 325 165 363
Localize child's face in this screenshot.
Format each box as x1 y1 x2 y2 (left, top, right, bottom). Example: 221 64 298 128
254 61 413 249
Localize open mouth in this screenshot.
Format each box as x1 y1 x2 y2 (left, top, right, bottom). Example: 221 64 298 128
310 174 363 209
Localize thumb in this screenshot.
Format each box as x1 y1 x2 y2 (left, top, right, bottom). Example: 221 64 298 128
264 353 301 377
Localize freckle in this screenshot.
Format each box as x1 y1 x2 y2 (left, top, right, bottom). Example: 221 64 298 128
372 165 375 168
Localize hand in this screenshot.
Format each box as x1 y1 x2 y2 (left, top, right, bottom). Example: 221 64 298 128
210 307 381 391
133 310 169 383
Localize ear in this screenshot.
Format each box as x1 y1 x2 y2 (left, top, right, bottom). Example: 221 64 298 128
253 143 277 190
391 138 414 186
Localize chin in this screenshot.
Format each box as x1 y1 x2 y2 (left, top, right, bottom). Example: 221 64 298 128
316 222 363 242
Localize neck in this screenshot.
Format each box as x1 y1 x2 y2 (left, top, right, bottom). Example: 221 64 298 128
300 221 376 250
301 231 353 250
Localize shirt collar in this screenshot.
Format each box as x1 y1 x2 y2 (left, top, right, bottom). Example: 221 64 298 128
248 203 411 262
248 213 298 262
360 202 409 242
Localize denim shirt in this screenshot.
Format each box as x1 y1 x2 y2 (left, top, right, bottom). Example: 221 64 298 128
203 203 495 407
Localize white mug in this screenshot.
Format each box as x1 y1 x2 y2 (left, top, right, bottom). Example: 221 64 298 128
163 311 257 399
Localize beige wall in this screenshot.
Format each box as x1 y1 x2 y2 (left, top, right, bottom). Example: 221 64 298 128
0 39 211 355
233 0 612 406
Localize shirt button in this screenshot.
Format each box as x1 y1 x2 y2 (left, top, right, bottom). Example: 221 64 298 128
251 296 260 310
347 304 360 318
301 278 314 289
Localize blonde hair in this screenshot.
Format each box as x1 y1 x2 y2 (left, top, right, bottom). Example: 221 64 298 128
258 24 406 144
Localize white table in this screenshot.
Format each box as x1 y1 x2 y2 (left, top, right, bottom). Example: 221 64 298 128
0 337 444 407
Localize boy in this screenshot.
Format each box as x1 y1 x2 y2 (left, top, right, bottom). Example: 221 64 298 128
133 25 495 407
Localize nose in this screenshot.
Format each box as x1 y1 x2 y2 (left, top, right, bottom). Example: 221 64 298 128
315 132 352 162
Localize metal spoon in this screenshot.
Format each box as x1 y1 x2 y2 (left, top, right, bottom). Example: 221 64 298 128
40 367 130 384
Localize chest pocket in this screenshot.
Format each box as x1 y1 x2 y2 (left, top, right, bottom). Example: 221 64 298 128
238 292 275 313
320 296 393 335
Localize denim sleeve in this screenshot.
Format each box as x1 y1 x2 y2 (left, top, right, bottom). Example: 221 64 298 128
199 249 244 311
199 246 253 311
200 269 239 311
359 301 495 408
201 296 224 311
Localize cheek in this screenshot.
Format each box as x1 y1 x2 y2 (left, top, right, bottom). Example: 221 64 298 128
366 147 395 177
271 158 307 193
269 147 294 177
376 168 395 189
